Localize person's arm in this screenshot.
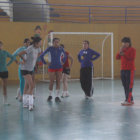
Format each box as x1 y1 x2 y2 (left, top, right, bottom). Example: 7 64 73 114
6 51 15 66
61 49 67 65
116 46 126 60
40 47 50 64
7 48 23 65
123 48 136 61
116 52 121 60
18 51 27 64
78 51 82 63
91 50 100 61
68 54 73 68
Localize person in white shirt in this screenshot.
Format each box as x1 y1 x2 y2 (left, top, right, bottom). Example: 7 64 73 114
19 36 42 111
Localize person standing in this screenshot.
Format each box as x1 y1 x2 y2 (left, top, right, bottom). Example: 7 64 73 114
40 38 66 102
8 38 30 102
0 41 15 105
60 44 73 98
116 37 136 106
19 37 42 111
78 40 100 99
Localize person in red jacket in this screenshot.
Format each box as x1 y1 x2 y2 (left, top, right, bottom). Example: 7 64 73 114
116 37 136 106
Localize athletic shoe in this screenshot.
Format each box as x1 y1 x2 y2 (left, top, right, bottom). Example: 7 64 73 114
85 95 89 99
61 95 65 98
47 96 52 102
16 96 18 100
55 97 61 102
65 93 70 97
121 101 133 106
29 105 33 111
131 101 134 105
3 98 10 106
3 102 10 106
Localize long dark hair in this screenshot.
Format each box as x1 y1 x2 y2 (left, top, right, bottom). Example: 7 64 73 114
31 36 42 45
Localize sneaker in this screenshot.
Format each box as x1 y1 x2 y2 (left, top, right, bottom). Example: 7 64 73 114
65 93 70 97
47 96 52 102
29 105 33 111
55 97 61 102
121 101 133 106
131 101 134 104
61 95 65 98
85 95 89 99
3 98 10 106
16 96 18 100
3 102 10 106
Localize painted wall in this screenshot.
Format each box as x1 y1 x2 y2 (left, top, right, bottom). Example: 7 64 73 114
0 22 139 81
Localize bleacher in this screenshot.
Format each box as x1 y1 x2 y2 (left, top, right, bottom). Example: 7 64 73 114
48 0 140 24
0 8 10 21
0 1 140 23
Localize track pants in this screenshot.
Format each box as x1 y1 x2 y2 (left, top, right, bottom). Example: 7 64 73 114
121 70 135 102
80 67 94 97
18 68 25 96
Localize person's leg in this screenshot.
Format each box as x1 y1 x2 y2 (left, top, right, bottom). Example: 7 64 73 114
16 87 20 100
62 73 65 97
121 70 134 106
62 73 69 97
80 68 87 96
84 67 93 97
121 70 127 101
55 71 62 102
24 74 34 111
23 75 29 108
18 68 25 101
127 70 135 103
16 69 21 100
32 73 36 96
2 78 9 105
124 70 130 102
47 72 55 101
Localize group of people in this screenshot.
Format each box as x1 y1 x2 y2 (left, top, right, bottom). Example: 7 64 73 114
0 34 136 111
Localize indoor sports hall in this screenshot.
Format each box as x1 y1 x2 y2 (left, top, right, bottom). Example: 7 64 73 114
0 0 140 140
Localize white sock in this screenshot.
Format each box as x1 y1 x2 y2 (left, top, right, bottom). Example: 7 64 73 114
56 90 60 97
29 95 34 107
49 90 53 96
23 94 29 107
23 94 26 107
65 91 69 96
29 95 34 111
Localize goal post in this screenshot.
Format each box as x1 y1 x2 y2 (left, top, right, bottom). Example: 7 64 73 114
42 32 114 80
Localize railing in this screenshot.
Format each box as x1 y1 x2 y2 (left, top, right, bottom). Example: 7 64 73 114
1 1 140 23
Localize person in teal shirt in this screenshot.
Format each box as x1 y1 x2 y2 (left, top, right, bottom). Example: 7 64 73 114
0 41 15 105
8 38 30 102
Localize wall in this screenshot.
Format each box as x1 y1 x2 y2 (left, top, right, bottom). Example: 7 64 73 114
0 22 140 81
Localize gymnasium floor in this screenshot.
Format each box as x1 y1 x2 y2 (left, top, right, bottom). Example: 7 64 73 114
0 79 140 140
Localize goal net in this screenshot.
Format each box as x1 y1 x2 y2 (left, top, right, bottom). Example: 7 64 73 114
41 32 114 81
